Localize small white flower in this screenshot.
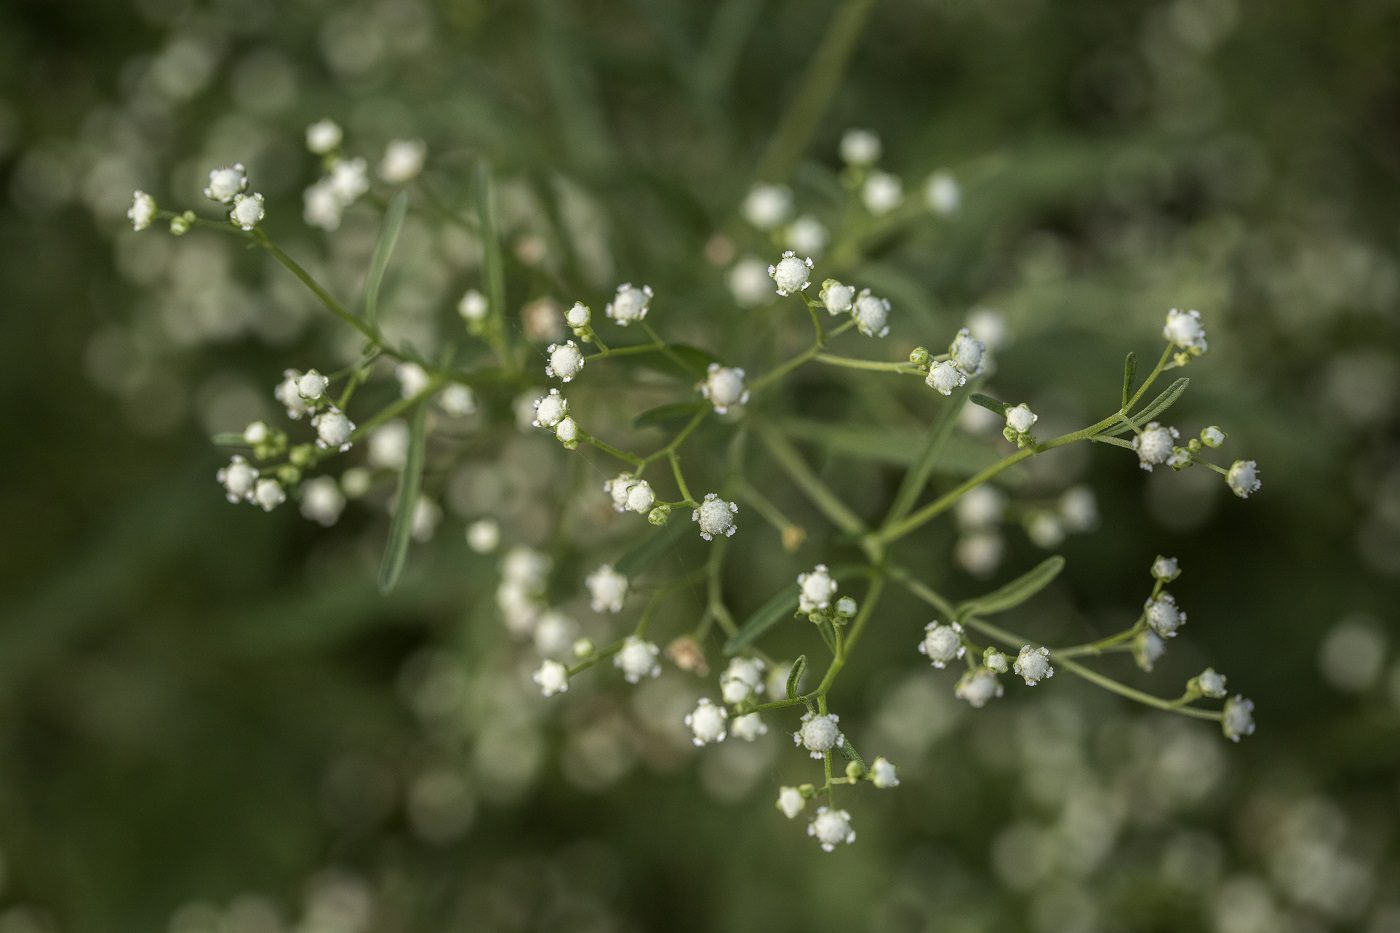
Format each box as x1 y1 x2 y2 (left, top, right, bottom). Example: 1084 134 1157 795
808 807 855 852
701 364 749 414
692 493 738 541
242 421 270 445
302 178 344 230
312 407 355 451
1163 308 1208 356
852 289 891 338
777 786 806 819
299 476 346 527
1026 512 1064 548
741 183 792 230
983 649 1010 674
1145 592 1186 638
1222 695 1255 742
1134 629 1166 672
1058 486 1099 532
328 158 370 203
924 170 961 215
956 531 1003 578
533 611 579 659
128 190 157 231
1005 403 1038 435
439 384 477 417
217 455 259 503
1013 645 1054 686
533 659 569 697
839 128 882 167
624 479 655 514
862 170 903 215
368 420 410 470
835 596 857 617
1132 422 1179 471
1227 459 1261 499
720 657 767 705
614 635 661 684
565 301 591 329
870 757 900 789
458 289 489 323
949 328 987 377
966 308 1006 350
685 698 729 746
794 712 844 759
954 667 1004 708
306 119 342 154
730 712 768 742
1201 425 1226 448
819 279 855 316
1196 667 1228 699
545 340 585 382
531 389 568 428
926 360 967 396
395 362 431 399
918 621 965 668
604 474 637 512
502 546 550 589
297 369 329 401
586 564 629 613
787 215 829 256
466 518 500 553
203 164 248 203
728 257 773 308
768 250 813 296
378 138 427 183
554 416 579 448
956 486 1005 531
229 192 266 231
253 477 286 512
797 564 839 614
1151 555 1181 582
605 283 653 326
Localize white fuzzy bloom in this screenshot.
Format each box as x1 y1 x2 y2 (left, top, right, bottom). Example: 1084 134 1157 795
702 364 749 414
1026 512 1064 548
870 757 900 789
728 257 773 308
949 328 987 376
730 712 768 742
545 340 585 382
624 480 655 514
956 486 1006 531
1222 695 1255 742
787 215 829 256
605 283 653 326
395 362 430 399
531 389 568 428
203 164 247 203
768 250 814 296
835 596 857 617
299 476 346 526
378 138 426 183
840 128 882 167
777 786 806 819
297 369 329 401
229 192 265 231
742 183 792 230
533 659 569 697
918 621 965 668
794 712 843 759
1132 422 1179 471
852 290 891 338
306 119 343 154
217 455 259 503
1201 425 1226 448
956 531 1004 578
984 649 1010 674
862 171 903 215
303 178 344 230
1135 629 1167 672
685 698 729 746
128 190 157 231
614 635 661 684
604 474 637 512
502 546 550 589
533 611 578 659
586 564 629 613
926 360 967 396
1058 486 1099 532
328 158 370 203
1196 667 1228 698
797 564 839 614
808 807 855 852
819 279 855 316
439 384 477 417
1152 555 1181 582
368 420 410 470
313 407 355 451
253 478 286 512
458 289 489 323
924 170 961 215
1227 460 1261 499
275 371 310 418
1145 592 1187 638
955 667 1004 708
720 656 766 705
692 493 738 541
565 301 591 328
1013 645 1054 685
1005 403 1038 434
466 519 499 553
1164 308 1208 356
554 416 578 447
242 421 270 445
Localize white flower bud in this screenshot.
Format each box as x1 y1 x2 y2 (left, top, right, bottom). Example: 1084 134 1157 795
313 407 355 451
297 369 329 401
926 360 967 396
949 328 987 376
870 757 899 789
605 283 653 326
1222 695 1255 742
702 364 749 414
1132 422 1179 471
1005 402 1038 435
852 290 891 338
565 301 591 328
797 564 839 614
730 712 768 742
533 659 569 697
684 698 728 746
586 564 629 613
692 493 738 541
217 455 259 503
203 164 248 204
458 289 488 323
306 119 342 154
768 250 813 296
229 192 265 231
1145 592 1186 638
741 183 792 230
819 279 855 315
1227 459 1261 499
466 519 500 553
777 786 806 819
861 171 903 215
839 128 882 167
1013 645 1054 686
128 190 157 230
532 389 568 428
378 138 426 184
954 667 1004 708
299 476 346 527
807 807 855 852
924 170 961 215
918 621 965 668
613 635 660 683
794 712 843 759
1163 308 1208 356
253 478 286 512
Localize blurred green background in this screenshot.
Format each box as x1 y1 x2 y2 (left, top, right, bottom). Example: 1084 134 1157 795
2 0 1399 931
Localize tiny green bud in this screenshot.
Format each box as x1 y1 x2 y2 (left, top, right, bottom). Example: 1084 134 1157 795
572 637 595 659
169 210 195 236
1201 425 1226 448
908 346 931 368
289 444 316 468
276 464 302 485
845 760 864 781
647 504 672 526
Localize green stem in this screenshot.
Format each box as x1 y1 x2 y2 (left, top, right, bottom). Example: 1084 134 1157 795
813 353 923 375
757 426 867 539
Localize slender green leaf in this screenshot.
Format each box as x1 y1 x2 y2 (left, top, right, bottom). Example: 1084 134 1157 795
474 162 506 324
378 401 429 594
786 654 808 699
633 401 705 430
1120 351 1137 409
957 556 1065 617
362 192 407 326
886 387 971 525
725 585 800 654
971 393 1006 415
1107 377 1189 436
212 432 251 447
614 514 692 577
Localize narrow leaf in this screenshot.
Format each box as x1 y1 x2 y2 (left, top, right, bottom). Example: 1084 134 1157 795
1120 351 1137 409
1107 377 1189 436
614 514 692 577
362 192 407 326
970 393 1006 415
633 401 705 430
958 556 1065 617
786 654 808 699
725 585 800 654
378 401 429 594
474 162 506 326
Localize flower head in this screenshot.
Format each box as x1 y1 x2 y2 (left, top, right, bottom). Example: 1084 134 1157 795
852 290 891 338
128 191 157 231
229 192 265 231
1227 459 1261 499
533 659 569 697
1195 667 1228 699
768 250 814 296
565 301 591 329
684 698 729 746
203 164 248 203
1013 645 1054 686
954 667 1004 708
692 493 738 541
918 621 965 668
1151 555 1181 582
870 757 900 789
720 656 766 705
742 183 792 230
217 455 259 503
819 279 855 316
730 712 768 742
605 283 652 326
1164 308 1208 356
794 712 844 759
949 328 987 377
797 564 839 614
458 289 488 323
253 478 286 512
312 407 355 451
1222 695 1256 742
554 416 579 449
299 476 346 526
379 138 427 184
702 364 749 414
532 389 568 428
925 170 961 215
545 340 585 382
614 635 661 684
777 786 806 819
306 119 342 154
1132 422 1179 471
839 128 882 166
926 360 966 396
1201 425 1226 448
586 564 628 613
861 171 903 215
807 807 855 852
1005 403 1038 435
1145 592 1186 638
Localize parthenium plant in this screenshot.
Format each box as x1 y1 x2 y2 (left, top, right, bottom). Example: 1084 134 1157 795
130 121 1263 855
